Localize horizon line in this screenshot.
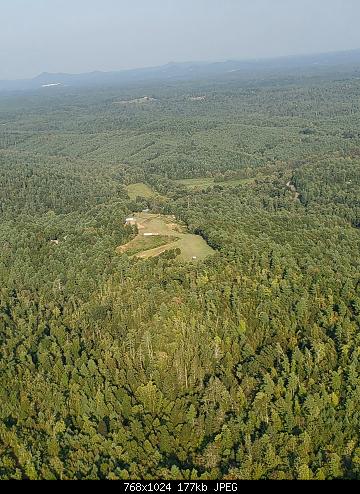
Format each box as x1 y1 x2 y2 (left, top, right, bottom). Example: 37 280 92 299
2 47 360 82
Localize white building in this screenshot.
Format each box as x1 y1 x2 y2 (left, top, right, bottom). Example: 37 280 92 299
125 217 136 226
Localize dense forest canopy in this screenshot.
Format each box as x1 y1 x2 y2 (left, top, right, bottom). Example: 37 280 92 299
0 66 360 480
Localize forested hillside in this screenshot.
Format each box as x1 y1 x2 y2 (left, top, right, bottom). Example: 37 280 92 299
0 68 360 480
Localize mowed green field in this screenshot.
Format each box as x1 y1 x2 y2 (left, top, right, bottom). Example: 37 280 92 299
126 182 157 200
174 177 255 189
119 212 215 262
175 234 214 262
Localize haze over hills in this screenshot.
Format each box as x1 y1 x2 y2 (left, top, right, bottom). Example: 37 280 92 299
1 49 360 92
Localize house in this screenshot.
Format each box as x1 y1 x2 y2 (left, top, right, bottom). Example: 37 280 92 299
125 217 136 226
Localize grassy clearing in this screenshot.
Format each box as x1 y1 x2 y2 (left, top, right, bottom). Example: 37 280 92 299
174 177 255 189
126 183 157 200
118 212 215 262
175 234 214 261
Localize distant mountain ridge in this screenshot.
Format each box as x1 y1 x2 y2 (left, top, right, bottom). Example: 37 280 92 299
1 49 360 92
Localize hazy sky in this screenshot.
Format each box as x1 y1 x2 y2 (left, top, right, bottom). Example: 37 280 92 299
1 0 360 79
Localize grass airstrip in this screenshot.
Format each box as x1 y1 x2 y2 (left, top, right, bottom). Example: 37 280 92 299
174 177 255 190
118 212 215 262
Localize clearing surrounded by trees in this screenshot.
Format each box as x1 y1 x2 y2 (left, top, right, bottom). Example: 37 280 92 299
174 177 256 190
126 182 157 200
118 212 215 261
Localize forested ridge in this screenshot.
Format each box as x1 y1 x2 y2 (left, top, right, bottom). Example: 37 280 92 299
0 68 360 480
